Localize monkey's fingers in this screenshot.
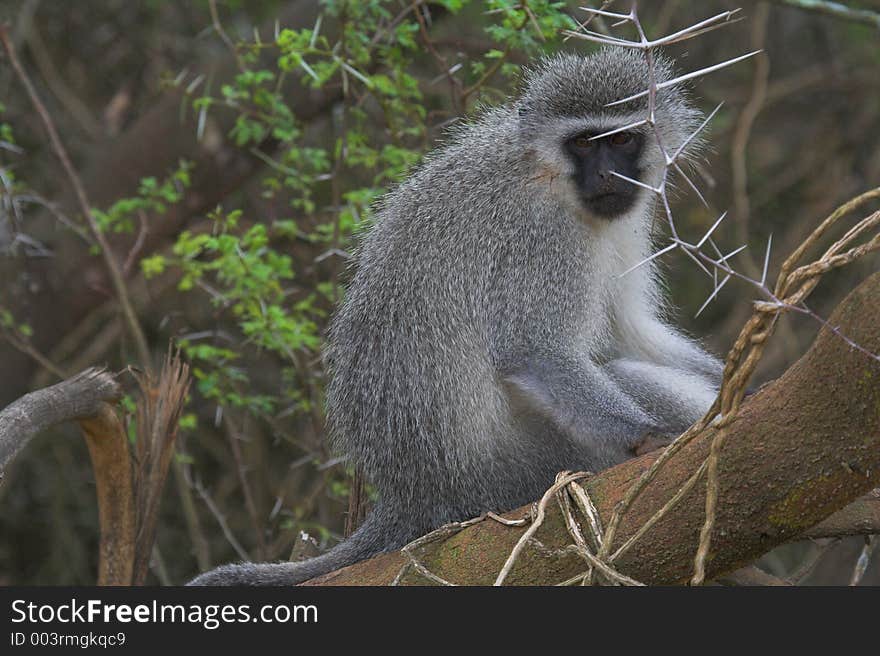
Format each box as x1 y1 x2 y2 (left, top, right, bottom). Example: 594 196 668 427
631 432 677 457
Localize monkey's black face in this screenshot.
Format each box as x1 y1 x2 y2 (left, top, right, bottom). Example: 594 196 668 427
564 130 645 218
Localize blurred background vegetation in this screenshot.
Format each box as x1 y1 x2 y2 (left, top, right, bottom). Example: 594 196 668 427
0 0 878 585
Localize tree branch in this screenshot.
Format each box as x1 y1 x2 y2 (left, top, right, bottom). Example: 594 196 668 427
79 403 135 585
1 353 191 585
804 491 880 539
772 0 880 29
0 367 121 478
303 272 880 585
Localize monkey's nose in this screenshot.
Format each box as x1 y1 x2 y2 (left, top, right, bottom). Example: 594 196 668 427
596 170 620 193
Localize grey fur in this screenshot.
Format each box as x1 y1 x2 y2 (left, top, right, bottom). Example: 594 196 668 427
189 48 721 586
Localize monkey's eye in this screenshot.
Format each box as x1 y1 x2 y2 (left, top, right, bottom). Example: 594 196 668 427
609 132 633 146
572 135 593 149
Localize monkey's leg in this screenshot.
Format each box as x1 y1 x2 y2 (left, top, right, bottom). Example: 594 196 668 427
503 353 658 459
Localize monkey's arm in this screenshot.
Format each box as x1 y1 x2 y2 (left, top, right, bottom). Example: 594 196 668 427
612 313 720 436
605 359 717 436
504 352 658 456
618 313 722 382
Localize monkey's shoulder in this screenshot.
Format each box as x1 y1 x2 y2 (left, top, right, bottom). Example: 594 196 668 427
386 109 533 207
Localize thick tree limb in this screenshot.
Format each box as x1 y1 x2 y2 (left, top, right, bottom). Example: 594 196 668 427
804 490 880 539
304 272 880 585
717 565 791 586
0 367 121 477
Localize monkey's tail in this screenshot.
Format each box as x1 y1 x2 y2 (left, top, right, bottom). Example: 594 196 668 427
187 505 397 586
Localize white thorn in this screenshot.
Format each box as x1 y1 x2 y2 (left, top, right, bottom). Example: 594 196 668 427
717 243 748 265
609 170 660 194
671 102 724 163
605 51 763 107
310 14 323 49
696 274 731 317
696 211 728 249
561 30 641 48
299 58 319 81
618 242 677 277
680 246 714 278
645 9 742 49
578 6 631 21
673 162 710 209
589 119 648 141
760 234 773 286
707 236 724 259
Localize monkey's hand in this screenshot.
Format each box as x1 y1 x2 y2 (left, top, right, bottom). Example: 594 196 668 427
630 431 680 457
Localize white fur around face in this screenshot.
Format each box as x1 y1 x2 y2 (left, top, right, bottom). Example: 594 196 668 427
529 115 705 376
563 192 656 360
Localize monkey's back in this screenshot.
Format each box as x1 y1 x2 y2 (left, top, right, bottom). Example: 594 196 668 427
323 109 609 526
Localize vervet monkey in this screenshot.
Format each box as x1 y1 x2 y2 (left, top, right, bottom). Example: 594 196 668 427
190 48 721 585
